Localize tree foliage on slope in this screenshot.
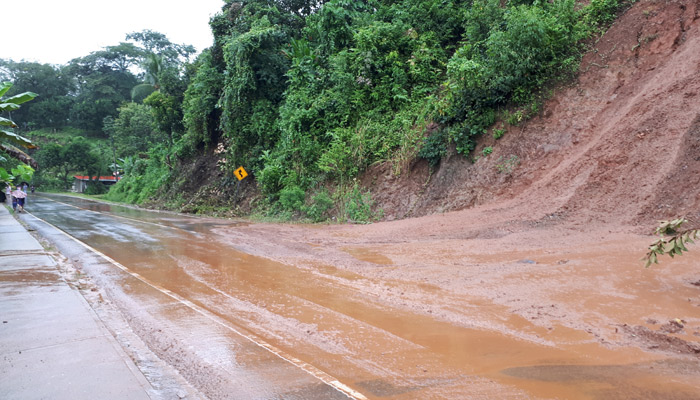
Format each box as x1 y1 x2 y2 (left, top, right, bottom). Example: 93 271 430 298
103 32 199 202
168 0 625 219
104 0 626 219
432 0 588 155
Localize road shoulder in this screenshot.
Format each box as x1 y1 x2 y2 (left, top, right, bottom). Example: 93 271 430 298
0 205 153 399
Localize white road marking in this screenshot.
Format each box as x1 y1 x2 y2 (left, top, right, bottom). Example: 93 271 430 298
25 209 368 400
35 195 185 232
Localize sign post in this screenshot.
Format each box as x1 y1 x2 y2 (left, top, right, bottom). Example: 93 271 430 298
233 166 248 200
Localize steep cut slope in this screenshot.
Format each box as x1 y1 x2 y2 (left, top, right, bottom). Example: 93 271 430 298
367 0 700 227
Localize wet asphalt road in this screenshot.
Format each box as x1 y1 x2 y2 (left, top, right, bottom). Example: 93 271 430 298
19 194 700 400
21 194 356 400
23 195 530 399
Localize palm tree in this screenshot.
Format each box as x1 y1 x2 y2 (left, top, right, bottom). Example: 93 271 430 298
131 53 163 103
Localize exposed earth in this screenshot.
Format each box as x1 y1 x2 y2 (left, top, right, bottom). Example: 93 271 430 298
363 0 700 227
225 0 700 354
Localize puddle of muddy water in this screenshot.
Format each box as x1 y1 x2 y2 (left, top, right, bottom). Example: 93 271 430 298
501 360 700 400
343 247 394 265
97 235 698 399
0 270 62 286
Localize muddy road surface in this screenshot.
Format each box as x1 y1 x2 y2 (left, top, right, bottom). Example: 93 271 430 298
23 194 700 399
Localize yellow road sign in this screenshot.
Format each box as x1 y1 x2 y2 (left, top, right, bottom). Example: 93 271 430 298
234 166 248 181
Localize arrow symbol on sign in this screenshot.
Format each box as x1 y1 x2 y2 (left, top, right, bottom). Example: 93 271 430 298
234 166 248 181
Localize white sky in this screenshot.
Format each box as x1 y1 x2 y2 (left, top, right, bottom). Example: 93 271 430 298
4 0 226 65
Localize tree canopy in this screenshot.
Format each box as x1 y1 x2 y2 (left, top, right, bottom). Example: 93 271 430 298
2 1 628 219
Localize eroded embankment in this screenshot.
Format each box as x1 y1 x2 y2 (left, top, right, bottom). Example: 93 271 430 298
366 0 700 227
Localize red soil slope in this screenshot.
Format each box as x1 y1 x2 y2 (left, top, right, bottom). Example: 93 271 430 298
367 0 700 228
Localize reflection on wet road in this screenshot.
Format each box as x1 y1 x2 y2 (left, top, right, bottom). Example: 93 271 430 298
26 194 700 400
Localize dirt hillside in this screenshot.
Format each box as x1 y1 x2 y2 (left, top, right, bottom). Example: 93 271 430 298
365 0 700 228
144 3 700 396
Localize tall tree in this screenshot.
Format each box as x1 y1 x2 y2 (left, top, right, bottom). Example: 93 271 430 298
126 30 196 66
96 43 144 72
67 49 139 133
103 102 160 156
0 60 74 130
34 137 101 186
124 31 195 152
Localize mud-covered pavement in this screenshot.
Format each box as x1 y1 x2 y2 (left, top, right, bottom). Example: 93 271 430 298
19 193 700 399
14 0 700 397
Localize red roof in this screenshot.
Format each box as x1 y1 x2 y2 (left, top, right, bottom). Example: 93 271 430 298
73 175 120 181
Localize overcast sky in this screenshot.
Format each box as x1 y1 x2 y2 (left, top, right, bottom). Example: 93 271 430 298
5 0 225 65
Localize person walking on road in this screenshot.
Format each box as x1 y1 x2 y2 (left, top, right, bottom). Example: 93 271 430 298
12 186 27 213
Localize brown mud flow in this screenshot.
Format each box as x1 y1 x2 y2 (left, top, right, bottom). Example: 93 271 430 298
29 195 700 399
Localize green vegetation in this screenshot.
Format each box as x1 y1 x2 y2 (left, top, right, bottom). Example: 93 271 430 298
1 0 628 222
2 29 192 193
32 136 109 191
495 154 519 174
0 81 37 185
493 127 506 140
644 218 699 268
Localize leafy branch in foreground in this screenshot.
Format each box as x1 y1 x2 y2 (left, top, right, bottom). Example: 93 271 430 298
1 81 38 183
644 218 700 268
1 81 38 150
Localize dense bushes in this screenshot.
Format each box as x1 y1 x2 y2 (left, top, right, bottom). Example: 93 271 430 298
115 0 626 221
103 145 172 204
433 0 588 155
103 103 160 155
